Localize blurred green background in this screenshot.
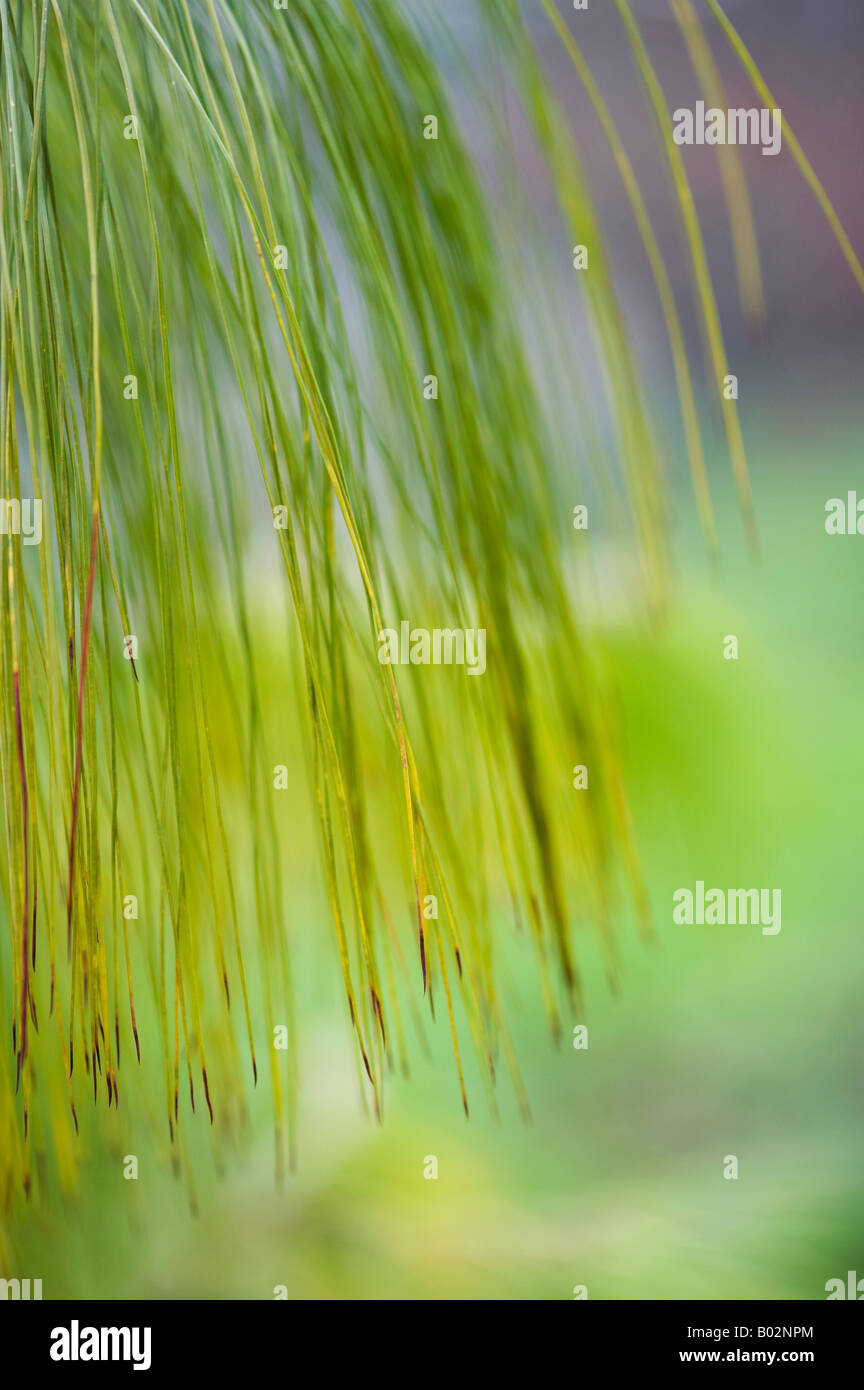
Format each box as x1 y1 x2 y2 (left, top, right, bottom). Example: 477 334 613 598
9 415 862 1300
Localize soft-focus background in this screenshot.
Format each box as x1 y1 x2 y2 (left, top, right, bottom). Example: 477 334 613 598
7 0 864 1298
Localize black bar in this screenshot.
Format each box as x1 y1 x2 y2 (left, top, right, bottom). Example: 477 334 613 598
4 1299 860 1375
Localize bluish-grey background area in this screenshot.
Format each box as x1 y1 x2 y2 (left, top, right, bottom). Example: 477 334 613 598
429 0 864 428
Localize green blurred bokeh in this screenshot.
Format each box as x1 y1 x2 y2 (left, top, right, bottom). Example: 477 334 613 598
8 414 862 1302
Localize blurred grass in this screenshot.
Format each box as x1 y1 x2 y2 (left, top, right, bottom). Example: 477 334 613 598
8 423 862 1299
3 0 862 1299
